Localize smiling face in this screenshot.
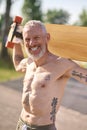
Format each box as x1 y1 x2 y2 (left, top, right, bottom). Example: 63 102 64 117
23 21 50 61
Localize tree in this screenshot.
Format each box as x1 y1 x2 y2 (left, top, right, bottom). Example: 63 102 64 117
73 9 87 26
44 9 70 24
0 0 12 60
79 9 87 26
0 14 4 37
22 0 43 24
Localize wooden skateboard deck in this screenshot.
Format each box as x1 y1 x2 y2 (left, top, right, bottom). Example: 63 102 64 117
45 24 87 62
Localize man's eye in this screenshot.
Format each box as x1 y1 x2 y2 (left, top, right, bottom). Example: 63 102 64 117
34 36 40 40
25 38 30 42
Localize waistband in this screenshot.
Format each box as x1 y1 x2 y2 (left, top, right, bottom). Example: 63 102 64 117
20 117 55 129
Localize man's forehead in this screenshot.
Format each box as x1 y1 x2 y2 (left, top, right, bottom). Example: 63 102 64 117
23 26 44 36
23 25 41 32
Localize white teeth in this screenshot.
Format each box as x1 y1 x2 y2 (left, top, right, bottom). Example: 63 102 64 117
31 47 38 51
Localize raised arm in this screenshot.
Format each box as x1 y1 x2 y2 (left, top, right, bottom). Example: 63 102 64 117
13 43 27 72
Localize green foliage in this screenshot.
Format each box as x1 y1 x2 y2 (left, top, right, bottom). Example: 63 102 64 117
73 9 87 26
0 14 4 39
0 0 12 60
22 0 43 23
0 59 23 82
44 9 70 24
0 15 3 28
79 9 87 26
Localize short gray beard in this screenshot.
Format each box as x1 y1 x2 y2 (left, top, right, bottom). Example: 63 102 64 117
25 45 46 61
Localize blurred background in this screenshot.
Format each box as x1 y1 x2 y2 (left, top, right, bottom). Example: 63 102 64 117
0 1 87 130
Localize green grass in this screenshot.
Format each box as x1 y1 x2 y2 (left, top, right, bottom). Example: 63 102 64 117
0 59 24 82
0 43 24 82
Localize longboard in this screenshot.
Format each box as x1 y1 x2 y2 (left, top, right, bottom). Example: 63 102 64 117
45 24 87 62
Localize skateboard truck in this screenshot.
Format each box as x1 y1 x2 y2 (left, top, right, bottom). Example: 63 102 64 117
5 16 23 48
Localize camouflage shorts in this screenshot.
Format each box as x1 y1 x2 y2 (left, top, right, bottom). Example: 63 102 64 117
16 117 57 130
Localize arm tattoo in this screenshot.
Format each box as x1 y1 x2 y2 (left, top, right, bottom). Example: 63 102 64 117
72 70 87 82
15 55 24 62
50 97 58 123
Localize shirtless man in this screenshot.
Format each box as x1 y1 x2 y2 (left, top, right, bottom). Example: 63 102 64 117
12 20 87 130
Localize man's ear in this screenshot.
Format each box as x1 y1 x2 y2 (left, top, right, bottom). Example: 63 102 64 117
47 33 50 41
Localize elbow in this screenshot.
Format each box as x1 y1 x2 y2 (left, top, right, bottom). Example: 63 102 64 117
15 67 20 72
15 65 25 73
14 65 22 72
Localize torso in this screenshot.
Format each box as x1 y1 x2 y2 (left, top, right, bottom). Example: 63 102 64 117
21 56 72 125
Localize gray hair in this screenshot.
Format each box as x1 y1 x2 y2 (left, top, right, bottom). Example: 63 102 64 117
23 20 47 34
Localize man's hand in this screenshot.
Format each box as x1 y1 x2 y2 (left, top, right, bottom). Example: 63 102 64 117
12 23 23 44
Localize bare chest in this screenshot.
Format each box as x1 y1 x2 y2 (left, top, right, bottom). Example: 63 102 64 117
23 67 52 92
23 61 69 93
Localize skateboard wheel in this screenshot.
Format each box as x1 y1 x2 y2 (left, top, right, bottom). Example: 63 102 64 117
13 16 22 24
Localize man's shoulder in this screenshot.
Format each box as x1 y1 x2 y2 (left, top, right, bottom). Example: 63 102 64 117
54 56 69 62
55 56 77 67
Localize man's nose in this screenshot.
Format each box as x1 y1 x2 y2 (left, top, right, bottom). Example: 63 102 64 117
29 39 35 46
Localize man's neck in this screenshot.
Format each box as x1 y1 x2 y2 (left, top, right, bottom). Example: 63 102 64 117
34 51 50 67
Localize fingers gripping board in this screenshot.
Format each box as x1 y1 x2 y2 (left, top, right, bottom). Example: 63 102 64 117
45 24 87 62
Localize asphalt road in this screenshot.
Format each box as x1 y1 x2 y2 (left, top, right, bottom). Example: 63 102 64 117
62 78 87 114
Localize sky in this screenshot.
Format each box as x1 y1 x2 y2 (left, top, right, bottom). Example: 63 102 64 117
0 0 87 24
